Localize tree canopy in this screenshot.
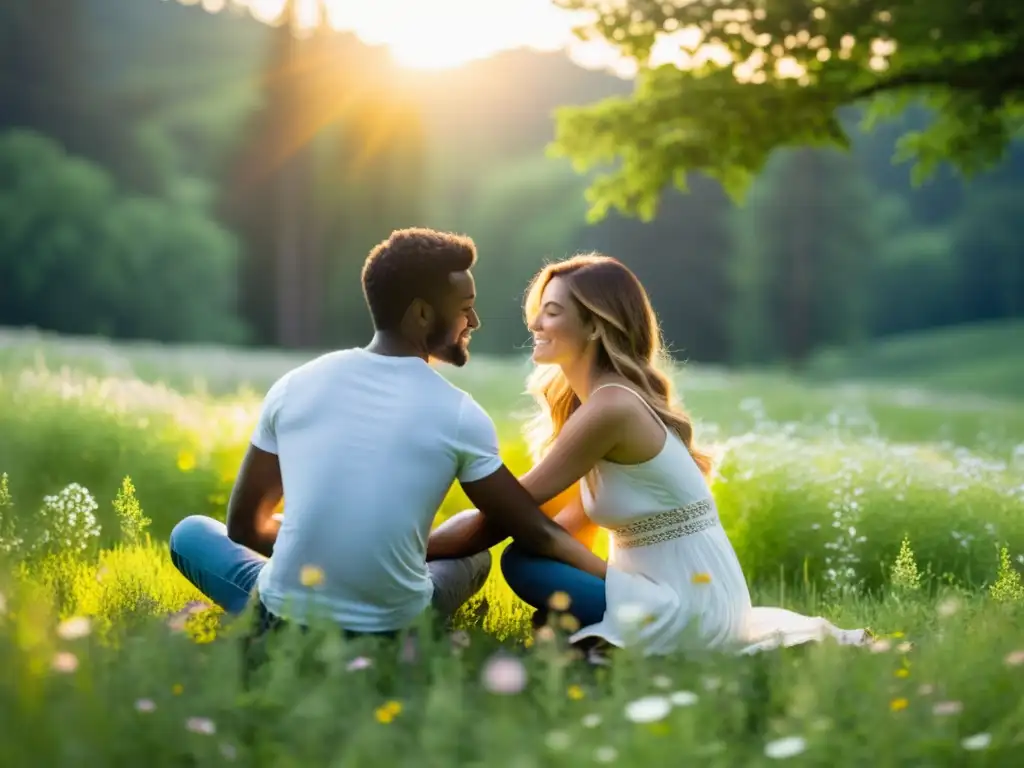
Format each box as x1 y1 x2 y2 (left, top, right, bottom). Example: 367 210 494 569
550 0 1024 220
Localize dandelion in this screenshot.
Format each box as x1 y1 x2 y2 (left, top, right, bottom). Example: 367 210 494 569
534 626 556 644
544 731 572 751
961 733 991 750
1005 650 1024 666
594 746 618 763
895 668 910 679
374 701 401 724
548 591 571 611
481 654 527 695
890 698 909 712
57 616 92 640
172 683 184 695
299 565 325 587
670 690 699 707
624 695 672 724
932 701 963 716
567 685 585 700
346 656 372 671
51 652 79 673
135 699 156 713
186 717 216 735
581 714 602 728
764 736 807 759
691 572 712 585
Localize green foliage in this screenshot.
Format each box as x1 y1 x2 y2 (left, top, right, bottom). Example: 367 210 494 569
552 0 1024 219
890 537 923 595
113 477 152 547
0 130 247 343
989 547 1024 605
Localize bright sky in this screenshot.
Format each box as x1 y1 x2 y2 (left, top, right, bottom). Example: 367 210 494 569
189 0 646 74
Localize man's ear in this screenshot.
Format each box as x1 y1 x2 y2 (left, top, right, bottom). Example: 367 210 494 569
408 297 435 329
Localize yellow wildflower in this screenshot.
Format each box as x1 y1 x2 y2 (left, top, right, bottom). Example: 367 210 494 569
300 565 325 587
559 614 581 633
177 450 196 472
548 591 572 611
172 683 184 695
375 700 402 723
890 698 909 712
567 685 585 701
895 668 910 679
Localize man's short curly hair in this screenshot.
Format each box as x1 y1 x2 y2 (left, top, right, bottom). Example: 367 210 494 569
361 228 478 331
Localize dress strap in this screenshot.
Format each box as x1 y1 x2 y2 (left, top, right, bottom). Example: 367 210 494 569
591 383 667 432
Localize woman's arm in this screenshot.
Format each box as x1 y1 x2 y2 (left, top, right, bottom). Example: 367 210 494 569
518 390 632 507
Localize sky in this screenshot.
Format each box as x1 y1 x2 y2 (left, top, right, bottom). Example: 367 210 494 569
183 0 643 74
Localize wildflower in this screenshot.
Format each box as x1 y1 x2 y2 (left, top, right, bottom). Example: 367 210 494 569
652 674 672 689
670 690 699 707
917 684 935 696
57 616 92 640
374 701 401 724
937 597 961 617
624 695 672 723
299 565 325 587
51 652 79 673
567 685 585 700
896 642 913 653
581 714 602 728
544 731 572 751
219 743 237 761
961 733 991 750
548 591 571 611
701 676 722 691
172 683 184 695
895 668 910 679
890 698 908 712
691 572 712 585
449 630 470 650
764 736 807 759
177 450 197 472
534 626 556 644
932 701 963 716
594 746 618 763
558 614 580 633
134 699 156 713
1005 650 1024 666
869 639 892 653
186 717 216 735
481 654 527 695
346 656 372 671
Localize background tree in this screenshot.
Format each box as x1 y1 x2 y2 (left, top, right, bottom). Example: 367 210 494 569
551 0 1024 220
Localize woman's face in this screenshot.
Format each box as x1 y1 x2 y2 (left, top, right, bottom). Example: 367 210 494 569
528 276 592 366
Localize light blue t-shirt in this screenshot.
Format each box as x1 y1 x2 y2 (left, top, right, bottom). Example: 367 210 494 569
252 348 503 632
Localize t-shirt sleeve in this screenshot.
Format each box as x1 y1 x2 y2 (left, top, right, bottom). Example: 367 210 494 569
454 395 504 483
251 372 293 454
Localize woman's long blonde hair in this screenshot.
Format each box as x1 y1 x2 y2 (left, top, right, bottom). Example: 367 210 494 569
522 253 713 478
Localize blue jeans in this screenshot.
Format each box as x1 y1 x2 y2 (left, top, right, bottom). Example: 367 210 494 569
500 543 606 628
168 515 492 623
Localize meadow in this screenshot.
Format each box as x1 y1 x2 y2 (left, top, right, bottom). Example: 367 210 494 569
1 328 1023 766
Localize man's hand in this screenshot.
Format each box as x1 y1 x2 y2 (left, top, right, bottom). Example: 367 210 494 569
225 443 284 558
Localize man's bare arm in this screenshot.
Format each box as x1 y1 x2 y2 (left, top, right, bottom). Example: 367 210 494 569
225 443 284 558
460 465 607 580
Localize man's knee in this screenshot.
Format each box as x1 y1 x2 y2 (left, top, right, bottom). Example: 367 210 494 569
169 516 222 562
468 550 492 592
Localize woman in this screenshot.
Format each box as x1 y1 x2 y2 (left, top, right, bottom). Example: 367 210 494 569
436 253 869 656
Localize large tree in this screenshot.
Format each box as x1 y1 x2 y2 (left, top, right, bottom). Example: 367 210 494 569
551 0 1024 220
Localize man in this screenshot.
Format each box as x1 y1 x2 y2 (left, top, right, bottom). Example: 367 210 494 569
168 228 606 638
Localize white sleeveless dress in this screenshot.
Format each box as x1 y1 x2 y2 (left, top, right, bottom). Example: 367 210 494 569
568 384 869 656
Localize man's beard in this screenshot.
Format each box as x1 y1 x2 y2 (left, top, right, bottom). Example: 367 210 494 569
426 324 470 367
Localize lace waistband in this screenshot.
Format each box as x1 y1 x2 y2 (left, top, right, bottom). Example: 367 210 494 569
610 498 719 549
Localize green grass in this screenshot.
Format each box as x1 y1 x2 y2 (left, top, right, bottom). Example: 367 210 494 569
804 319 1024 400
1 329 1024 764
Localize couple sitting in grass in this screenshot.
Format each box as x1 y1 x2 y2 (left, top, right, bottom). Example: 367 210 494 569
169 227 869 658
